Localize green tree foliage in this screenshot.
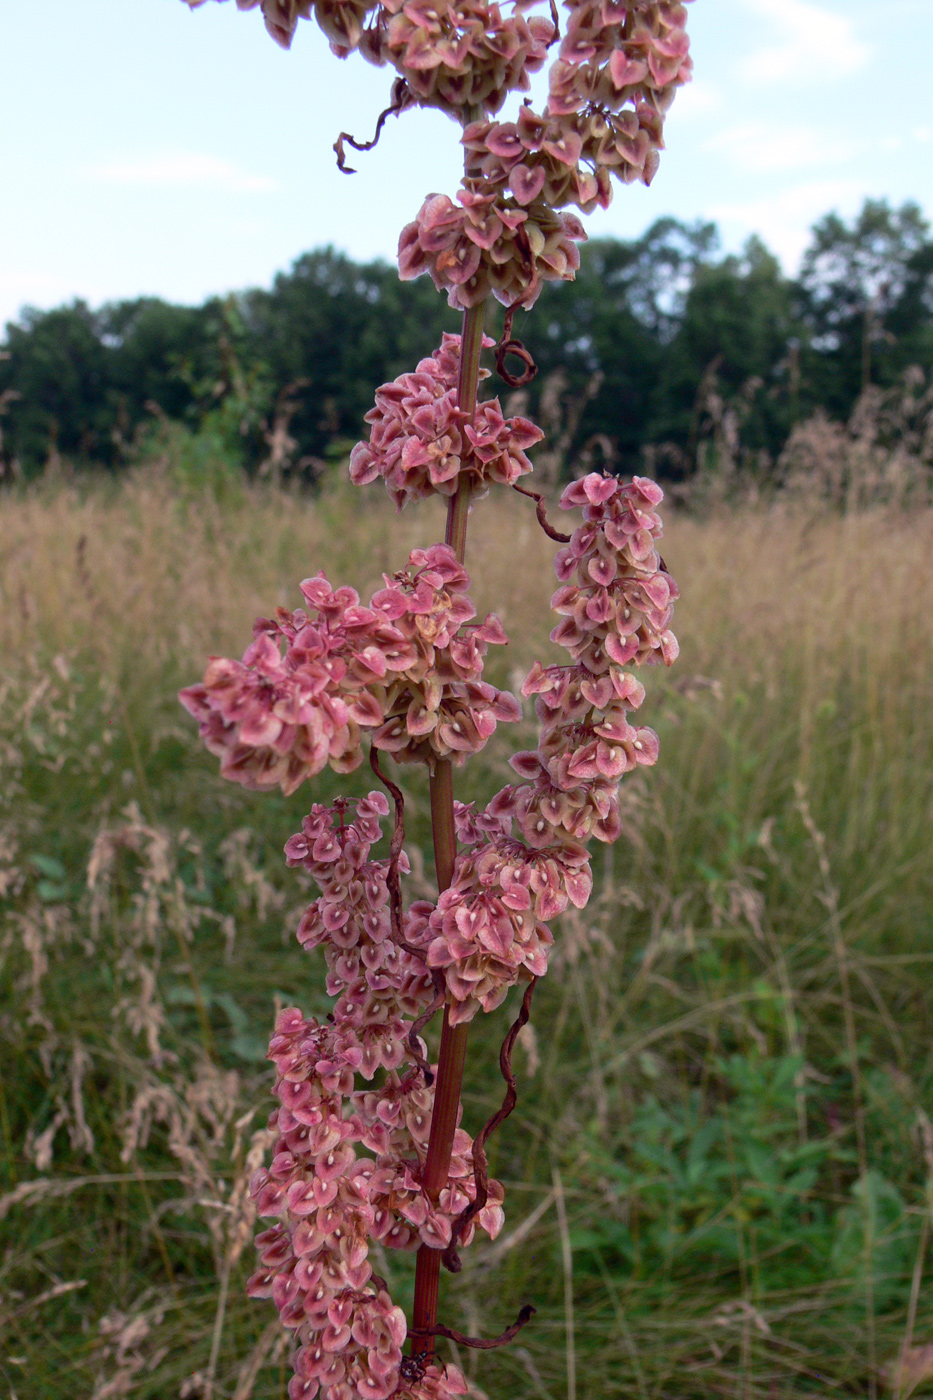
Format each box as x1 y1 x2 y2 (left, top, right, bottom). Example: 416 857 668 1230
102 297 209 432
0 297 207 472
240 247 459 462
1 202 931 482
799 199 933 412
520 218 719 472
651 235 806 472
1 302 111 468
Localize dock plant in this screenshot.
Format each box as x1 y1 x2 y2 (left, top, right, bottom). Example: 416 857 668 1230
180 0 692 1395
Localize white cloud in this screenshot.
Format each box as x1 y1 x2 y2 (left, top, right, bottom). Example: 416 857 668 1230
739 0 870 86
86 152 276 193
705 120 858 173
708 178 866 270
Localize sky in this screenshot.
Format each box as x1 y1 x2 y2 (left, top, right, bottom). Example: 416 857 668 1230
1 0 931 331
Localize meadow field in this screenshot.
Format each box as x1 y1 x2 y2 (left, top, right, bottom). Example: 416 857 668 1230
1 457 932 1399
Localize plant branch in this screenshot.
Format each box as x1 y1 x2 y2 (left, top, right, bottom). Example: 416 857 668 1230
368 746 405 944
512 482 572 542
447 977 538 1256
411 297 486 1356
369 746 447 1084
334 79 412 173
411 1303 537 1350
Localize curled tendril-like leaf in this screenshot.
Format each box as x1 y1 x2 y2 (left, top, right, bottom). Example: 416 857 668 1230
409 1303 536 1350
407 987 446 1088
334 80 413 173
495 338 537 387
447 978 538 1255
512 482 572 542
495 307 537 386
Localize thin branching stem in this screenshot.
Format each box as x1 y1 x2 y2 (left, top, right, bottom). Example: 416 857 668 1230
448 977 538 1255
411 1303 537 1350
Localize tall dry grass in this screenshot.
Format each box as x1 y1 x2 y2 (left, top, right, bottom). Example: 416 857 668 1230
2 460 933 1399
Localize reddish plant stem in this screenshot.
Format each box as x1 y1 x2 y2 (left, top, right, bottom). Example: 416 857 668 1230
410 299 486 1357
422 1304 537 1350
428 760 457 894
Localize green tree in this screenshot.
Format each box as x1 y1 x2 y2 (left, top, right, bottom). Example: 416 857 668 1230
0 297 217 476
243 248 458 465
648 235 802 471
102 296 207 433
799 199 932 411
1 302 111 472
516 219 720 474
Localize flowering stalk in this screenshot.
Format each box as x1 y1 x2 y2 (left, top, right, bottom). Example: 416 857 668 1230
416 299 484 1358
181 1 692 1395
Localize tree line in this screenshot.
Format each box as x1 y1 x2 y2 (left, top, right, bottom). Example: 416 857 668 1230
1 198 931 484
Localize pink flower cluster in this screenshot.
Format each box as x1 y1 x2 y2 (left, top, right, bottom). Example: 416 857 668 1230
366 546 522 766
405 808 593 1022
398 186 587 310
460 1 692 211
179 545 520 793
396 0 691 306
247 793 507 1398
350 332 543 506
285 793 432 1074
363 1103 505 1252
248 1009 477 1400
380 0 555 116
551 472 679 668
177 617 374 796
187 0 691 309
489 472 677 846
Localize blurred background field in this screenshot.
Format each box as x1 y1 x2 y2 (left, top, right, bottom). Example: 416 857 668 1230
1 439 932 1400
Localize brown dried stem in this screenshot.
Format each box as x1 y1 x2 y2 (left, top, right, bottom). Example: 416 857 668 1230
495 306 538 387
411 1303 537 1350
447 977 538 1257
334 80 412 173
512 482 572 542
